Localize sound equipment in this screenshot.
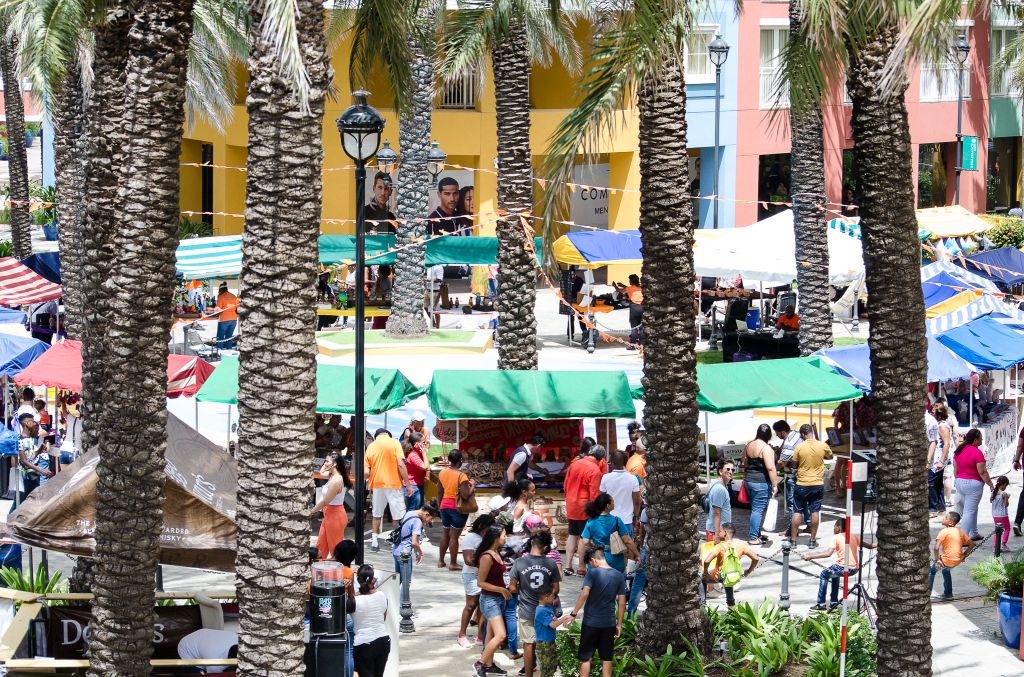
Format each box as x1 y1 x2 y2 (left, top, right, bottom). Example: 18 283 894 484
850 449 878 503
304 635 347 677
309 580 345 636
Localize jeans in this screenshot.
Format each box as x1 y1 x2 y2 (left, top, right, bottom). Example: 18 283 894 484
488 279 497 299
784 476 809 526
503 593 519 654
394 549 413 588
929 563 953 597
928 468 946 512
954 477 984 537
345 616 355 677
816 564 857 605
627 549 648 615
216 319 237 349
745 481 772 540
1015 468 1024 527
404 485 423 511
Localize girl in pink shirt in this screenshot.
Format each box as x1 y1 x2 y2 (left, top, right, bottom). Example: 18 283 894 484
953 429 994 539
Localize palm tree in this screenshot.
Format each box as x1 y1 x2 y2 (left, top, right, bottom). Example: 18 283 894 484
441 0 580 370
85 0 194 672
786 0 830 355
0 12 32 259
542 3 716 657
790 1 983 672
233 0 328 670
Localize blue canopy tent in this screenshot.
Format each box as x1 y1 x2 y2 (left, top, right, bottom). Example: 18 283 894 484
0 334 49 377
922 272 977 308
0 307 27 324
21 253 61 285
936 316 1024 371
954 247 1024 289
921 260 1000 293
815 337 976 390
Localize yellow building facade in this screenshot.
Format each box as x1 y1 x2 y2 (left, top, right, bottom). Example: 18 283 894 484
178 31 642 281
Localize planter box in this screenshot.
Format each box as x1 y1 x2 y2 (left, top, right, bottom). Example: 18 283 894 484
998 591 1022 649
42 223 59 241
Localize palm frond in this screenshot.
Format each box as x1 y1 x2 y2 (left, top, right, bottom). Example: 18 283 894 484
779 0 840 125
254 0 312 112
438 4 493 85
187 0 249 131
521 0 581 73
348 0 418 113
12 0 90 111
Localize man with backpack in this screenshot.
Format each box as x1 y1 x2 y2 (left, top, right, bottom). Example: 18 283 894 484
701 523 759 607
389 502 439 588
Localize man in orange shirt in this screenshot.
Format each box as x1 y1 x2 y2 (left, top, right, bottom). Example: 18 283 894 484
625 435 646 481
365 429 411 552
213 283 239 350
775 305 799 332
618 274 644 349
928 511 974 599
563 445 605 574
802 518 877 610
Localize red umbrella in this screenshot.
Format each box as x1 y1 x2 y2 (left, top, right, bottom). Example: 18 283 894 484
166 354 216 398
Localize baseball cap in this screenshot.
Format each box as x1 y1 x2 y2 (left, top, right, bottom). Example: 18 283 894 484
524 513 544 531
412 411 425 422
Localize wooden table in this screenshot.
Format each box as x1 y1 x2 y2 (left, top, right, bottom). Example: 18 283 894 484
317 307 391 317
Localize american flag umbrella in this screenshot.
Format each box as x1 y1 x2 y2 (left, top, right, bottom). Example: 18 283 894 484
0 256 62 305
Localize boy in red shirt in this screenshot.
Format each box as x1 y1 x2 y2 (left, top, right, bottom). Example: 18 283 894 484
803 517 877 610
929 511 974 600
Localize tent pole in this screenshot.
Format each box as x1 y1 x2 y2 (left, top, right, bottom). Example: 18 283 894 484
969 378 974 427
704 411 710 482
456 419 461 450
195 397 199 430
384 412 388 431
226 404 232 450
759 282 764 327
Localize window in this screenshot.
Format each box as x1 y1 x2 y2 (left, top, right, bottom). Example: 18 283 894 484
440 66 478 109
992 27 1018 97
760 28 789 108
685 29 716 84
920 31 971 102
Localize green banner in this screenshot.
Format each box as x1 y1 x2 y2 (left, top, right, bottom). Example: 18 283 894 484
961 135 978 171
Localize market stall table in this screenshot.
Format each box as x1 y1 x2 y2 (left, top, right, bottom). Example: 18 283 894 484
738 330 800 360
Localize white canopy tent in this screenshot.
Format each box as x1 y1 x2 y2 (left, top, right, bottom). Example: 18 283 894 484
693 210 865 286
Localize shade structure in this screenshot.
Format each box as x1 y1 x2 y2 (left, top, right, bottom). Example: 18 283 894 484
954 247 1024 288
5 414 237 571
0 257 61 305
176 235 243 279
925 294 1024 335
20 252 61 284
922 271 982 307
815 338 975 390
427 369 636 420
0 334 49 378
196 356 424 414
14 340 213 396
0 307 26 324
319 235 543 266
914 205 993 239
827 217 931 241
921 260 1000 293
551 230 642 268
936 316 1024 371
926 290 982 318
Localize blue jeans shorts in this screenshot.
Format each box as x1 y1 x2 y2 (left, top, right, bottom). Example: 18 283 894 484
441 508 469 530
793 484 824 514
480 593 506 620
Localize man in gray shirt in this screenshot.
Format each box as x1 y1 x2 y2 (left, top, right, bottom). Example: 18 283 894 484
706 457 734 539
510 530 560 677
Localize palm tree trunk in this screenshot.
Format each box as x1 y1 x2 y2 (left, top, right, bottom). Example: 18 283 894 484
87 1 194 674
789 0 830 355
53 66 88 339
387 7 432 338
493 17 538 370
234 0 329 672
0 22 32 259
847 24 932 677
636 61 710 657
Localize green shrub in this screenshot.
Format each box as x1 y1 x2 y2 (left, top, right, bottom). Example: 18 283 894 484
970 549 1024 601
556 615 640 677
988 218 1024 250
804 609 876 677
0 564 69 606
179 215 214 239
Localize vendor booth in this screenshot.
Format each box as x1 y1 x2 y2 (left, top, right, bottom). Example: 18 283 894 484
815 337 976 390
954 247 1024 290
0 334 49 379
925 294 1024 334
0 257 61 306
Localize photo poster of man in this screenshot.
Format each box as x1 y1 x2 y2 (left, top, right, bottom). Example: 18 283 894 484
426 169 475 237
364 167 398 234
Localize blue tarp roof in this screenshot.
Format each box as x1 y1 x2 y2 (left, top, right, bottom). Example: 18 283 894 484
936 316 1024 370
0 334 49 377
955 247 1024 288
0 307 26 324
816 337 976 390
21 253 61 285
922 272 973 308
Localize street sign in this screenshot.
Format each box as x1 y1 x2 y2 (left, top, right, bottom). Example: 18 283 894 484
961 135 978 171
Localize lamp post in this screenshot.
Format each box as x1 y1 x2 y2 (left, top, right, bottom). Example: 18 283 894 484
427 141 447 188
337 90 385 565
954 34 970 205
376 140 399 176
708 33 730 229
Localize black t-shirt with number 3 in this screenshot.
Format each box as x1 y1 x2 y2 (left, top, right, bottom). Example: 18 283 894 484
511 553 561 622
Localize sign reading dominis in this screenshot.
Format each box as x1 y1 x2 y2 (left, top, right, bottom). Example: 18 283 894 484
961 136 979 171
570 164 610 230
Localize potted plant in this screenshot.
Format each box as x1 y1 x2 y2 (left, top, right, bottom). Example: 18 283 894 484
969 551 1024 649
29 184 58 241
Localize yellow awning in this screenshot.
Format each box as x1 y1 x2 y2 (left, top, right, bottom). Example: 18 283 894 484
916 205 993 239
925 289 982 318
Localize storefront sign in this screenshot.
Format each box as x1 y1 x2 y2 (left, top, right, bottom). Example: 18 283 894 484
433 418 583 462
570 164 610 230
961 136 978 171
47 605 204 659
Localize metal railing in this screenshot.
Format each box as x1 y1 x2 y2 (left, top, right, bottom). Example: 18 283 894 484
440 69 478 109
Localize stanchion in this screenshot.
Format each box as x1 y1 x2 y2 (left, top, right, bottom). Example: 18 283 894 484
399 551 415 633
779 540 791 611
995 523 1005 558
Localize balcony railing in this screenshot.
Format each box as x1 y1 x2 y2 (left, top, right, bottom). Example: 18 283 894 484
440 69 478 109
760 67 789 109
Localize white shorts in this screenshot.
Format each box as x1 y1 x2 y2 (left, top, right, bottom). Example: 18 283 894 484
463 570 481 596
372 488 407 520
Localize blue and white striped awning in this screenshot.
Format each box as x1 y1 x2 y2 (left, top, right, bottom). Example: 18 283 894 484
176 235 242 279
921 260 1000 293
926 294 1024 335
827 217 931 241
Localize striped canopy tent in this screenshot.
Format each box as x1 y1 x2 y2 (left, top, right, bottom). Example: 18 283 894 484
921 260 1000 293
925 290 982 318
176 235 243 279
925 294 1024 335
0 257 61 305
827 217 931 241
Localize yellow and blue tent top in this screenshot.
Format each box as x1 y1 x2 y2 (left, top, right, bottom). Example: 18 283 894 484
551 229 642 268
925 289 982 318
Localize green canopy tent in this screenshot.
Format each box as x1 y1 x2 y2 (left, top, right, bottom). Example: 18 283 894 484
427 369 636 420
319 235 543 266
196 356 424 415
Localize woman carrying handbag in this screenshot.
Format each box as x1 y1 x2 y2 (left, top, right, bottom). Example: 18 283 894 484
435 449 477 570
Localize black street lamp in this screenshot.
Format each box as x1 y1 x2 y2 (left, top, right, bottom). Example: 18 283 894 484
336 90 385 565
953 34 970 205
375 140 399 176
709 33 730 229
427 141 447 187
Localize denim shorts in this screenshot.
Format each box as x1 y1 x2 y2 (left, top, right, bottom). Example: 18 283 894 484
480 593 506 619
793 484 824 514
441 508 468 530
